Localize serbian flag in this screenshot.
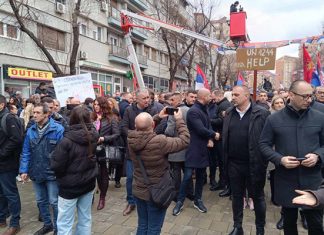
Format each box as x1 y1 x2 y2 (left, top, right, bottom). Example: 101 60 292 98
316 53 324 86
195 65 210 90
236 71 245 86
303 44 314 84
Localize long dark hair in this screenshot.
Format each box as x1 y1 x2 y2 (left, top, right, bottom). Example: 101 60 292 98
92 96 116 122
69 105 93 157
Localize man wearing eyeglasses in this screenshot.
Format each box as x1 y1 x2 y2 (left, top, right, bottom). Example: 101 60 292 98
315 86 324 104
259 80 324 235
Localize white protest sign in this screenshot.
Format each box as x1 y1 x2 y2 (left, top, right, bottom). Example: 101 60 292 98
53 73 95 107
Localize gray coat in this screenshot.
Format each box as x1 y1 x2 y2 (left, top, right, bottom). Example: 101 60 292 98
165 105 189 162
259 105 324 207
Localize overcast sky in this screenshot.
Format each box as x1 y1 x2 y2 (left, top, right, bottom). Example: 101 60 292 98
213 0 324 59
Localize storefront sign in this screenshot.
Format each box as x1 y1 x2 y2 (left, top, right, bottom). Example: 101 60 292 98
8 67 53 81
53 73 95 107
236 48 276 71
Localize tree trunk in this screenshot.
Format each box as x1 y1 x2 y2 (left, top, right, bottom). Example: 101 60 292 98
69 0 81 75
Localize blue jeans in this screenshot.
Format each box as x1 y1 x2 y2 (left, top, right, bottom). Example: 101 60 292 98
57 191 93 235
177 167 206 202
135 197 167 235
0 171 21 228
33 180 58 230
126 159 135 205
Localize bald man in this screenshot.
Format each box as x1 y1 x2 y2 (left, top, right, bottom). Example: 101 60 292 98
173 88 220 216
128 108 190 234
223 85 270 235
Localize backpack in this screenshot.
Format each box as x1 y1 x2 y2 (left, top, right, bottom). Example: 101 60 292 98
0 113 25 137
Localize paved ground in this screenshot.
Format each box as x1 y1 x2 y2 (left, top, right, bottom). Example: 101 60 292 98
0 178 308 235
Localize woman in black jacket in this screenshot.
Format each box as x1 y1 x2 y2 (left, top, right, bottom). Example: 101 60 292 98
92 97 120 210
51 105 99 235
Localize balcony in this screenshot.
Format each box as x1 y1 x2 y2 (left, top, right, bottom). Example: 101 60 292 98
175 68 188 80
131 19 148 40
108 7 121 29
108 44 148 68
128 0 148 11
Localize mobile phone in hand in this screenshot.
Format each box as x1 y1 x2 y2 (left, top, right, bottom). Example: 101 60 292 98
165 107 179 115
295 157 306 161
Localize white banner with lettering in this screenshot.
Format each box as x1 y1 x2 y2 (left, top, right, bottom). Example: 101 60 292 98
53 73 95 107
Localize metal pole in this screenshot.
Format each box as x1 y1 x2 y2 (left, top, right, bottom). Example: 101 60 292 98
253 70 257 101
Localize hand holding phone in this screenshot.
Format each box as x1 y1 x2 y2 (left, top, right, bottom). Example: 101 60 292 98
166 107 179 115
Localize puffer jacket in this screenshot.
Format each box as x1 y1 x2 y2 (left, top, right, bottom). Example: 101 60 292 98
19 118 64 182
128 118 190 201
51 124 99 199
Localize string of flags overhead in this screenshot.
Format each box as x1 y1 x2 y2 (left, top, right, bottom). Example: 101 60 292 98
213 34 324 54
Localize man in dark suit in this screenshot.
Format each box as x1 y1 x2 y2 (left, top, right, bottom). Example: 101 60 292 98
172 88 220 216
223 85 270 235
260 80 324 235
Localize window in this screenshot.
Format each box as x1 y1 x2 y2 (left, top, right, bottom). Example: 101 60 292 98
151 48 157 61
144 46 150 58
37 24 65 51
93 30 97 40
56 0 66 4
110 37 118 46
80 24 87 35
0 22 19 40
97 27 102 41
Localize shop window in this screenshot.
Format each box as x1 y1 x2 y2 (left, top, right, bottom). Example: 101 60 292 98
37 24 65 51
114 77 121 83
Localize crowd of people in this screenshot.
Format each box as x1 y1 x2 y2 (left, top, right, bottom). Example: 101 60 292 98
0 81 324 235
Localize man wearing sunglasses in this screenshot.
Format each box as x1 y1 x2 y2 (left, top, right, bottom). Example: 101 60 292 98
260 80 324 235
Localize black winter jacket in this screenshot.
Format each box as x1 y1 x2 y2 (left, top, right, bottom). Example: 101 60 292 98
51 124 99 199
0 108 23 172
223 103 270 184
259 105 324 207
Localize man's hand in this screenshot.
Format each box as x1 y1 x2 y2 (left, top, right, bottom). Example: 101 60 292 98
280 156 300 169
207 139 214 148
97 137 104 144
174 108 183 120
215 132 220 141
158 107 169 119
301 153 319 167
21 173 29 182
292 190 317 206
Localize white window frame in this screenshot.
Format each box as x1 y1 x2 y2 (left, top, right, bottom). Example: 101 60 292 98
79 24 87 36
0 22 20 40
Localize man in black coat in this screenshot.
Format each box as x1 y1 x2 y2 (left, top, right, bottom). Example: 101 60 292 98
0 95 23 235
223 85 270 235
211 90 232 196
259 80 324 235
119 92 133 119
315 86 324 104
172 88 220 216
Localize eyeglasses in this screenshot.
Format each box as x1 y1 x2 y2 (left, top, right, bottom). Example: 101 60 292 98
291 91 313 101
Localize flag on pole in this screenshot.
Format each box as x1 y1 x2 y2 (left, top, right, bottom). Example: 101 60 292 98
303 44 314 83
316 53 324 86
195 65 210 90
236 71 245 86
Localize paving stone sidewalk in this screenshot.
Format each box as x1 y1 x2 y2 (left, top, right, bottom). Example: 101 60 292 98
0 179 308 235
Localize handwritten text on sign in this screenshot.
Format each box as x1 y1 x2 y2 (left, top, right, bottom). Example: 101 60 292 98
236 48 276 71
53 73 95 107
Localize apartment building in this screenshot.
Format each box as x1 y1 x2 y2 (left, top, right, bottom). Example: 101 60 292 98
275 55 299 90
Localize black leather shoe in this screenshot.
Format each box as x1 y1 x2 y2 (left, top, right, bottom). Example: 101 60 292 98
228 227 244 235
33 225 53 235
276 216 284 230
219 187 231 197
300 210 308 230
210 183 224 191
256 227 264 235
